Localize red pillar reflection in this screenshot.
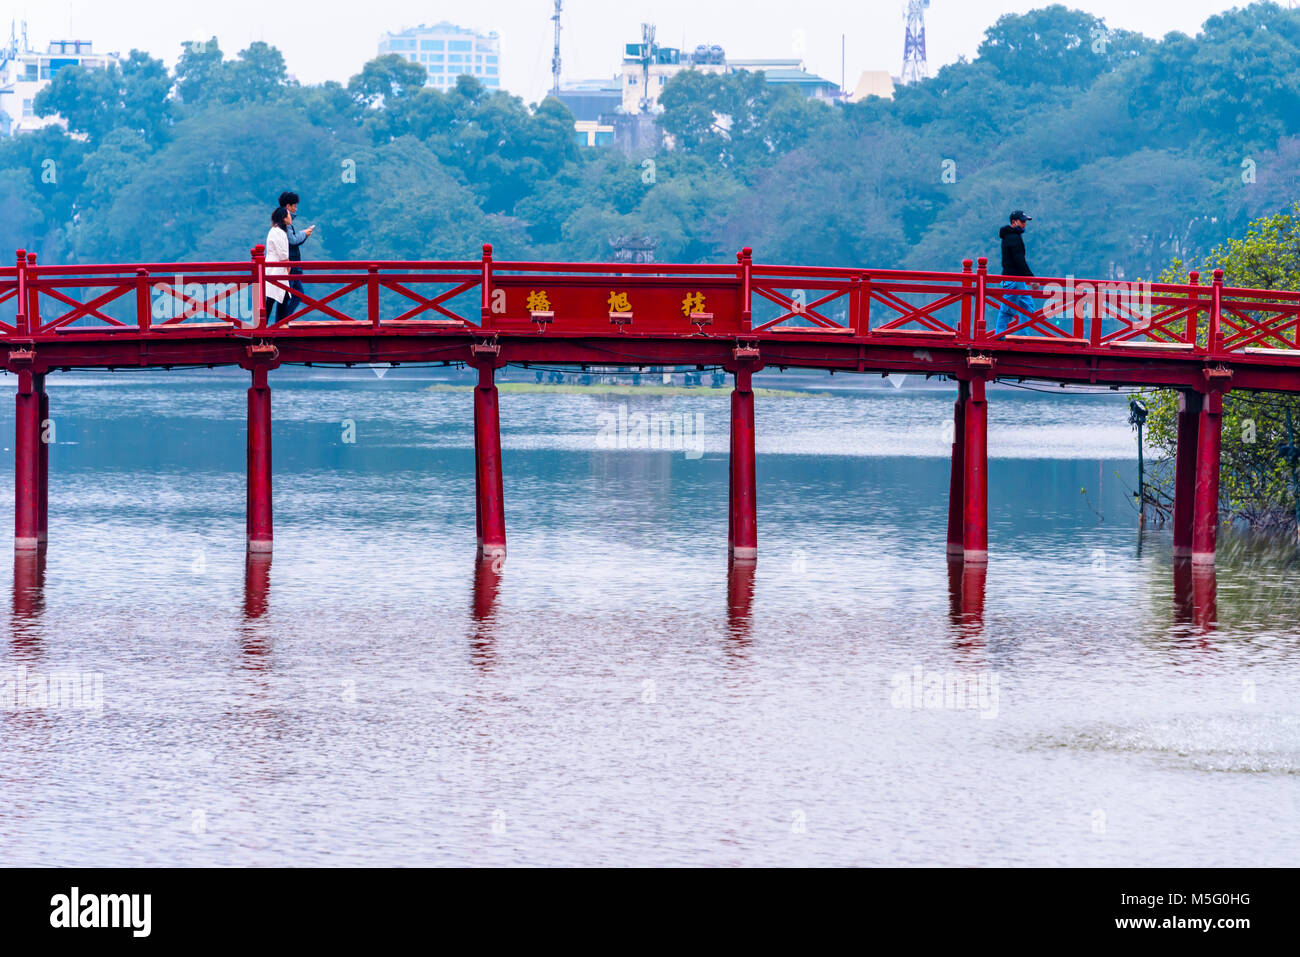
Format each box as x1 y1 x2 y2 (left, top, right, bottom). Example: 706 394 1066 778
1191 563 1217 636
11 546 46 658
243 552 271 620
1172 557 1216 640
946 557 963 625
1172 557 1194 627
240 552 272 666
470 555 503 670
947 557 986 646
726 557 756 646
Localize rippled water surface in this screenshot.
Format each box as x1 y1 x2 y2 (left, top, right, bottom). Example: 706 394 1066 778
1 368 1297 866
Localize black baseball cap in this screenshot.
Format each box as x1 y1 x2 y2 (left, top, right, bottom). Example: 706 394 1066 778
1009 210 1032 222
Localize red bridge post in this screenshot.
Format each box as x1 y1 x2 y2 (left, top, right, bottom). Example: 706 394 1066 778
14 369 46 551
244 354 279 553
1172 390 1202 557
472 359 507 558
38 377 48 544
480 243 494 327
738 247 753 329
962 374 990 562
946 379 969 557
729 364 759 561
1192 384 1228 564
250 245 266 328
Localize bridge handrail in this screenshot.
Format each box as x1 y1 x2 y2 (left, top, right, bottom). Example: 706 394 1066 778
23 259 486 276
3 248 1299 364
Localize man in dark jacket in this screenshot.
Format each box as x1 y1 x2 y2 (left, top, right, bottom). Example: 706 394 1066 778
994 211 1034 335
279 190 314 315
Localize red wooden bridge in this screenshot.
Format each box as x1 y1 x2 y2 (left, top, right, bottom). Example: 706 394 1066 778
4 245 1299 567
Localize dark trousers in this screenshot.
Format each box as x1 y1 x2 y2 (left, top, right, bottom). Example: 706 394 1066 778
264 296 292 324
287 268 304 315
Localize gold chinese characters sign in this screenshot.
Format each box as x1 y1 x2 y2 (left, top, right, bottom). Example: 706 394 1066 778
487 284 738 332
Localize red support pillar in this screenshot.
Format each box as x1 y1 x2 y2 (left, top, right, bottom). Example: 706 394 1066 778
246 364 274 552
729 366 758 561
38 382 49 544
946 379 968 557
473 362 506 558
962 375 989 563
14 370 44 551
1192 387 1225 565
1172 390 1201 557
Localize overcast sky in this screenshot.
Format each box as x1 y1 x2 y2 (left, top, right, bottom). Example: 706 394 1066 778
9 0 1250 104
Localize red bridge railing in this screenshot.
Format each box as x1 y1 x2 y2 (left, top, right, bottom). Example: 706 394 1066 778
1 245 1298 364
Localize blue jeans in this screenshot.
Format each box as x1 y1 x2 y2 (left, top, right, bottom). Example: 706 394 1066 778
993 281 1032 336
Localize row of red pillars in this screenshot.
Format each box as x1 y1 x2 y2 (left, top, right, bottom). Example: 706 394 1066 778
8 354 763 559
12 363 1223 564
944 376 1228 564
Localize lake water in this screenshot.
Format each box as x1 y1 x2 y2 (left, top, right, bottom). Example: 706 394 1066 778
1 367 1297 866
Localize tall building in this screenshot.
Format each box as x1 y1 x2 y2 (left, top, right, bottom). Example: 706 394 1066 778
611 34 839 116
556 27 841 150
618 38 726 115
0 25 120 136
378 22 500 92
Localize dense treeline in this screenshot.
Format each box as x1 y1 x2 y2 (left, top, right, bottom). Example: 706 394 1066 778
2 2 1300 277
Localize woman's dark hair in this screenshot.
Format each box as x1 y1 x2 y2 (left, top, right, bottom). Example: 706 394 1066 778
279 191 299 207
271 206 289 229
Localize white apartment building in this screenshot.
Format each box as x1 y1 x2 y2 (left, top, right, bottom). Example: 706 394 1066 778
378 22 500 92
0 30 119 135
620 41 839 115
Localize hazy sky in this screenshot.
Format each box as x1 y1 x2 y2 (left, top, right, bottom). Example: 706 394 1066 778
9 0 1248 104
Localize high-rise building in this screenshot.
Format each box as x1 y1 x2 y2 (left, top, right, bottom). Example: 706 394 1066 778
555 25 846 151
377 22 500 92
0 25 120 136
611 32 838 116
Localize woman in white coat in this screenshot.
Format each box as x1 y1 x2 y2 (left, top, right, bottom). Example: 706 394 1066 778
264 206 292 323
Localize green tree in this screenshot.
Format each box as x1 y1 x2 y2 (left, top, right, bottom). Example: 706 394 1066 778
174 38 224 106
319 136 490 261
77 127 152 211
224 42 289 102
73 104 338 262
175 39 289 110
428 87 579 214
34 50 172 144
1132 2 1300 150
1143 204 1300 533
0 168 46 258
658 70 834 175
348 54 428 109
977 4 1150 88
0 128 90 261
722 126 938 268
